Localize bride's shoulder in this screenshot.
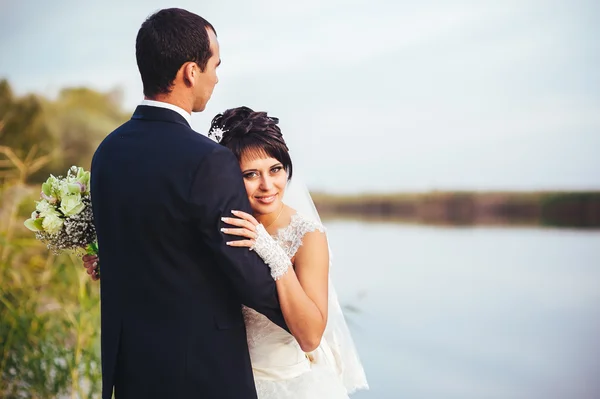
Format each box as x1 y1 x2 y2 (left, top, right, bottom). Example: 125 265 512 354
272 206 326 259
273 205 327 257
279 205 325 235
283 209 328 263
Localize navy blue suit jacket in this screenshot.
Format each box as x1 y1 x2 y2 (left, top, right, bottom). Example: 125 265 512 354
91 105 287 399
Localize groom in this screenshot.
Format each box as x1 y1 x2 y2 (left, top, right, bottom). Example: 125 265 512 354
89 8 287 399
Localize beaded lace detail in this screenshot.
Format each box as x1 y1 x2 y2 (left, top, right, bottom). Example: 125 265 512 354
272 213 325 259
252 224 292 280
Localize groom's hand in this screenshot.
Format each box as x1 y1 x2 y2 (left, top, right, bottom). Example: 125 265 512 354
82 254 100 281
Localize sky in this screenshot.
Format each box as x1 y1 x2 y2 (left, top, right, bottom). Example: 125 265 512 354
1 0 599 193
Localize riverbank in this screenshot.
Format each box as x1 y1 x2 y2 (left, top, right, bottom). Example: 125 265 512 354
311 191 600 228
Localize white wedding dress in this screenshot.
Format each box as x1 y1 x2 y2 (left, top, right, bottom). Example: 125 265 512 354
243 213 367 398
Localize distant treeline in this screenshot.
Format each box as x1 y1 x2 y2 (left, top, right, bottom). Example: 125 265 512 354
0 79 129 184
312 191 600 228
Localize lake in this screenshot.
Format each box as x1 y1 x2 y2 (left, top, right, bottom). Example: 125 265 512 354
326 221 600 399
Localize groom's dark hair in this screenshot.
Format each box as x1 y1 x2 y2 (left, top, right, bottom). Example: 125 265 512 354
136 8 216 98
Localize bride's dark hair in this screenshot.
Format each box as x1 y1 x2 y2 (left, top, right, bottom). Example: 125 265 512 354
210 106 293 181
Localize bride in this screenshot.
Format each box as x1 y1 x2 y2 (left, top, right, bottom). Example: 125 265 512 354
84 106 368 398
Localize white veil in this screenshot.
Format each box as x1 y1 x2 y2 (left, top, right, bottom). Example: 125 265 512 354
283 173 369 394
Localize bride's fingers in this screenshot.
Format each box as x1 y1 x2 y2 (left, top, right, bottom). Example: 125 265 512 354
221 227 257 239
221 217 256 231
226 239 255 248
231 210 259 226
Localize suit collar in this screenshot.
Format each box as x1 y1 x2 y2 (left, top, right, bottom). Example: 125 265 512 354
131 105 191 128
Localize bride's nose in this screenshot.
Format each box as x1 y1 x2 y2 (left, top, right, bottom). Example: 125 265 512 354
259 175 274 191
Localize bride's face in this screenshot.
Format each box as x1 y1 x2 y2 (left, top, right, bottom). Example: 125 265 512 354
239 152 287 216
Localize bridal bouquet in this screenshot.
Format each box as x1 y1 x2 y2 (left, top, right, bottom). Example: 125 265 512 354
24 166 98 257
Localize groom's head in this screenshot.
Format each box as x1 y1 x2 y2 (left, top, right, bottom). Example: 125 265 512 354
136 8 221 112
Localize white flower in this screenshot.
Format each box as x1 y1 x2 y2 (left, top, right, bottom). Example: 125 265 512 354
42 211 64 234
36 199 53 215
60 193 85 217
59 181 76 199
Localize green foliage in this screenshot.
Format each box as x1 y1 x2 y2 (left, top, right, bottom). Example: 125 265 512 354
0 79 129 184
1 184 102 399
0 80 55 163
0 79 127 398
39 87 128 181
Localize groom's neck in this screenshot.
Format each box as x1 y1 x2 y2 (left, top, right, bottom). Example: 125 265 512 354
145 93 193 114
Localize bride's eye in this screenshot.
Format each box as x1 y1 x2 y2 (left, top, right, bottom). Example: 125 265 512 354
270 166 282 174
243 171 259 180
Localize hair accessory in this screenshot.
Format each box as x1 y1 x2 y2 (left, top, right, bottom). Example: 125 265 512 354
208 126 226 143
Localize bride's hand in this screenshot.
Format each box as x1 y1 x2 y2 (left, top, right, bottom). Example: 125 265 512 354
221 210 259 248
82 254 100 281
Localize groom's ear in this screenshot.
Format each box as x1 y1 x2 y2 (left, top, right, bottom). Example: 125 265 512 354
182 62 197 87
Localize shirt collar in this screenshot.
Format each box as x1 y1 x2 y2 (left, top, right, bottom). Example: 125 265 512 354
139 99 192 126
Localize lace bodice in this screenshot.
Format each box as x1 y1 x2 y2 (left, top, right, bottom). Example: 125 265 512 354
243 213 325 380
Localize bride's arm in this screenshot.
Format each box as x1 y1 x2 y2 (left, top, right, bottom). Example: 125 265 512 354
222 212 329 352
274 230 329 352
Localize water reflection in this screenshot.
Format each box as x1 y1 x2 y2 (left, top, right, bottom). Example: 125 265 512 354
328 221 600 399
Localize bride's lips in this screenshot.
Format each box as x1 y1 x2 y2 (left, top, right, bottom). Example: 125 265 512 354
254 193 278 205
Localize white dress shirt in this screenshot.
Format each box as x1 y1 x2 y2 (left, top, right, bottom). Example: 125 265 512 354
139 99 192 126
